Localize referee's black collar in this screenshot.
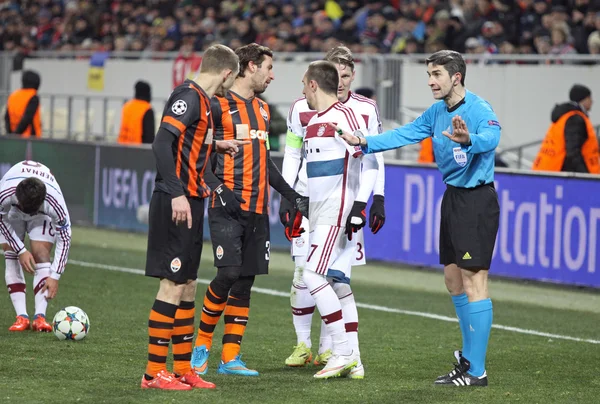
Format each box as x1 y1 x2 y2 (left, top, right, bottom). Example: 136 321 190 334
447 97 465 113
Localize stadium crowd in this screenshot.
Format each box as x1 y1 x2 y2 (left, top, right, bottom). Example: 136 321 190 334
1 0 600 59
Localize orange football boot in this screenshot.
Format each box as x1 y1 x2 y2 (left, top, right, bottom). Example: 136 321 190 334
32 314 53 332
141 370 192 390
178 371 216 389
8 315 30 331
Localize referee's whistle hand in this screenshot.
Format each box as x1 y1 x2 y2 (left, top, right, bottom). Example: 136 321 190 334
172 195 193 229
328 123 359 146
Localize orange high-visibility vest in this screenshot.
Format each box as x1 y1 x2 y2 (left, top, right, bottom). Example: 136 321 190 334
418 137 435 163
7 88 41 137
118 99 152 144
533 110 600 174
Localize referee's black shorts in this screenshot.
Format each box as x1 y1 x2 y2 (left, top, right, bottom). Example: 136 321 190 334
439 183 499 270
208 207 270 276
145 191 205 284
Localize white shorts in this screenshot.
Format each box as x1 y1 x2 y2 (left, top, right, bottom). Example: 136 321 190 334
305 225 363 284
0 214 57 246
292 218 366 266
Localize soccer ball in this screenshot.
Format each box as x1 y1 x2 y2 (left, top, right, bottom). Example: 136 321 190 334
52 306 90 341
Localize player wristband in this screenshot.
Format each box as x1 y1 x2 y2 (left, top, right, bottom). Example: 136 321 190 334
353 130 366 147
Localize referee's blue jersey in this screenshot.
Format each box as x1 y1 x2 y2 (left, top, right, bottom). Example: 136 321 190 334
363 90 501 189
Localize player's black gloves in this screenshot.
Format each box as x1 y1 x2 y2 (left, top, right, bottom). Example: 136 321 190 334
284 210 305 241
345 201 367 240
214 184 246 218
369 195 385 234
279 195 295 226
294 195 309 219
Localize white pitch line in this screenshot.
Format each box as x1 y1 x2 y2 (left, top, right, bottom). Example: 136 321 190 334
69 259 600 345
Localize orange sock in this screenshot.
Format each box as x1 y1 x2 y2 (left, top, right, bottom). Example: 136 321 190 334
195 285 227 350
221 295 250 363
172 301 195 376
145 299 177 377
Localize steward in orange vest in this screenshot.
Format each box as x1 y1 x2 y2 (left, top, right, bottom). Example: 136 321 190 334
533 84 599 174
118 81 155 144
418 137 435 163
4 70 42 137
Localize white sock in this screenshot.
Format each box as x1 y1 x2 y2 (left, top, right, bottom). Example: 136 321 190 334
334 283 359 356
290 261 314 347
5 252 28 317
319 320 332 354
302 269 350 356
34 263 51 317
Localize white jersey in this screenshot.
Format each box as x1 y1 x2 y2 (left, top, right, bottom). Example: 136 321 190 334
304 102 369 228
0 160 72 279
284 91 385 197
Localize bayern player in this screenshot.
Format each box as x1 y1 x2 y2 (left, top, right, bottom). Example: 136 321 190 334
295 60 379 379
281 46 385 376
0 160 72 332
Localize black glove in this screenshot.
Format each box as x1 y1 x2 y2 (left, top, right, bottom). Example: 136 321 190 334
284 209 305 241
214 184 246 218
294 195 309 219
345 201 367 240
279 195 295 226
369 195 385 234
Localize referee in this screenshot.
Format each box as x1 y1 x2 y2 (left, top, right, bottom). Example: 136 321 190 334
335 50 500 387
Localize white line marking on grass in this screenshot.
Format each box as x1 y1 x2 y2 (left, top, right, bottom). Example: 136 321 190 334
69 259 600 345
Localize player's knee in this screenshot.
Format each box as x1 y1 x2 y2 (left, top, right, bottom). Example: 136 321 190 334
332 282 352 299
181 280 197 301
214 265 243 291
292 265 305 286
158 278 187 302
302 269 326 291
230 276 255 300
30 241 52 263
2 243 11 252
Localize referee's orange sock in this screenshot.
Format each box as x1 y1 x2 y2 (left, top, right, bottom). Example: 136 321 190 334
221 294 250 363
145 299 178 378
196 284 227 351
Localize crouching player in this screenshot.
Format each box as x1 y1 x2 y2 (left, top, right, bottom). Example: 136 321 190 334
0 160 71 332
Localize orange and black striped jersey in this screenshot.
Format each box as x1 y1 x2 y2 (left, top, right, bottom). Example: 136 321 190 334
210 91 271 214
155 79 214 198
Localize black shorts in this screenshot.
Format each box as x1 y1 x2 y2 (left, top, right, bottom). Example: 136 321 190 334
145 191 205 284
439 183 499 270
208 208 270 276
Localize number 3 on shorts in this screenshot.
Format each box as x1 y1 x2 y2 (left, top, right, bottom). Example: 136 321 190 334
265 241 270 261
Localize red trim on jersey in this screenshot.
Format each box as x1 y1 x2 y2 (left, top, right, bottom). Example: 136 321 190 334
319 227 340 275
333 104 359 131
317 101 340 118
350 93 382 131
300 111 317 128
288 97 306 122
316 226 335 275
340 91 352 104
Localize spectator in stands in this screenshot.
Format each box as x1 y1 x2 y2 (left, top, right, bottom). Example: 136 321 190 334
117 81 155 145
3 0 600 57
4 70 42 138
588 31 600 54
533 84 599 174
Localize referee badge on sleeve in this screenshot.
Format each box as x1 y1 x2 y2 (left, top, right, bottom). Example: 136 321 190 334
453 147 468 167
